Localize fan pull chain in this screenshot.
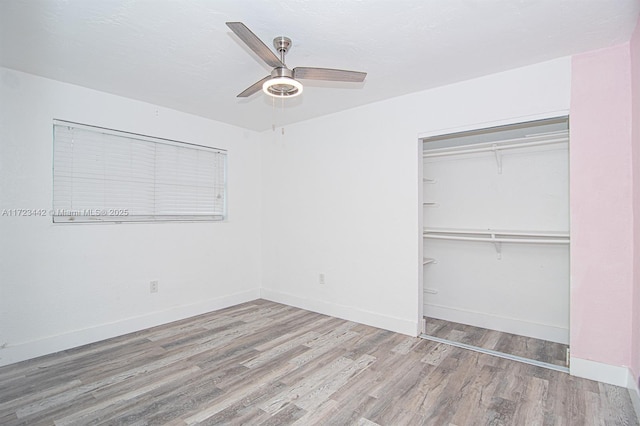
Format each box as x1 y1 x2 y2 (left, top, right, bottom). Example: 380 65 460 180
281 97 285 135
270 88 287 136
272 95 276 132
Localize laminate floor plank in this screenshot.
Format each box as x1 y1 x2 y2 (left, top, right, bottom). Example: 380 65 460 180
293 354 375 413
259 355 354 415
100 372 225 426
198 381 289 425
257 402 306 426
322 394 380 426
0 300 636 425
421 350 487 424
9 393 99 426
366 350 427 400
425 316 569 367
373 359 435 424
241 331 319 369
327 347 392 403
450 364 503 426
291 398 340 425
341 328 396 360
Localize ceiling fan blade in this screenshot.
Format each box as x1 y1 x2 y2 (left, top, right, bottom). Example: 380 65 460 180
237 76 271 97
293 67 367 82
226 22 284 69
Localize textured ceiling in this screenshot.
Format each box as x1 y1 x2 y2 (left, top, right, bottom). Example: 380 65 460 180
1 0 639 131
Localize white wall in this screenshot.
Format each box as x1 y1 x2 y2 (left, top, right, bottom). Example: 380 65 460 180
260 57 571 336
0 68 262 366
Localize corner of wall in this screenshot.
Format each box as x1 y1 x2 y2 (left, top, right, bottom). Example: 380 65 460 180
628 369 640 423
630 13 640 400
260 288 420 337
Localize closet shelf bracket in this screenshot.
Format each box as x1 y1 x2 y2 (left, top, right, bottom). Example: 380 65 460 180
491 234 502 260
492 144 503 174
423 178 438 184
423 257 437 265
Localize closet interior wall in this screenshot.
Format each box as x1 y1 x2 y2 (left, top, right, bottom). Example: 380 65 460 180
422 118 570 344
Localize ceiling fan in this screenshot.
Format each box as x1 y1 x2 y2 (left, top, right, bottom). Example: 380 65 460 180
226 22 367 98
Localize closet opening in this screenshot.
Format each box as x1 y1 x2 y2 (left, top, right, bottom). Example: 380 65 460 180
419 116 570 372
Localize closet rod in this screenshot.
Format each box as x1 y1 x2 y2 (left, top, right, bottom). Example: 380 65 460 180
423 137 567 158
423 234 569 244
423 130 567 154
423 228 569 238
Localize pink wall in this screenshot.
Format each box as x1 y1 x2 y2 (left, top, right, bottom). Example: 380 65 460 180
631 17 640 385
570 43 635 368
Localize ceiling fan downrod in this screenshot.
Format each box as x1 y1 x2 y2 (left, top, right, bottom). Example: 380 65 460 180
273 36 292 65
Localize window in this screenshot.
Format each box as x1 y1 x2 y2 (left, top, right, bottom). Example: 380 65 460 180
52 120 227 223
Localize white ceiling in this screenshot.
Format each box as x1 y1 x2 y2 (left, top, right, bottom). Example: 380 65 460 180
1 0 639 131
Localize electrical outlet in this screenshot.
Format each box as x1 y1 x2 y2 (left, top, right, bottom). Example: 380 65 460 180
319 273 325 285
150 280 159 293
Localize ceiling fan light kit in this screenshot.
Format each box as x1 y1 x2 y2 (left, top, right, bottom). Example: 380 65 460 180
263 77 302 98
226 22 366 99
263 68 303 98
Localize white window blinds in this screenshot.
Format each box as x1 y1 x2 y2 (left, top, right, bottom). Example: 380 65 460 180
53 120 227 223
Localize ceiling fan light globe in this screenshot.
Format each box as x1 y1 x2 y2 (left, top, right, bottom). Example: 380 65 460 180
262 77 303 98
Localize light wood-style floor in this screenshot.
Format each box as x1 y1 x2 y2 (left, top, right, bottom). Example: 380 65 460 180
0 300 637 425
424 317 569 368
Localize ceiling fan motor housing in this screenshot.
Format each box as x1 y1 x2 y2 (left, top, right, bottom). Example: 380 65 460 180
273 36 292 55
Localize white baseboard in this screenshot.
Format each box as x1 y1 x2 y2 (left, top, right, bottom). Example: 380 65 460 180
0 288 260 367
570 357 630 386
424 303 569 344
261 288 419 337
571 358 640 420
